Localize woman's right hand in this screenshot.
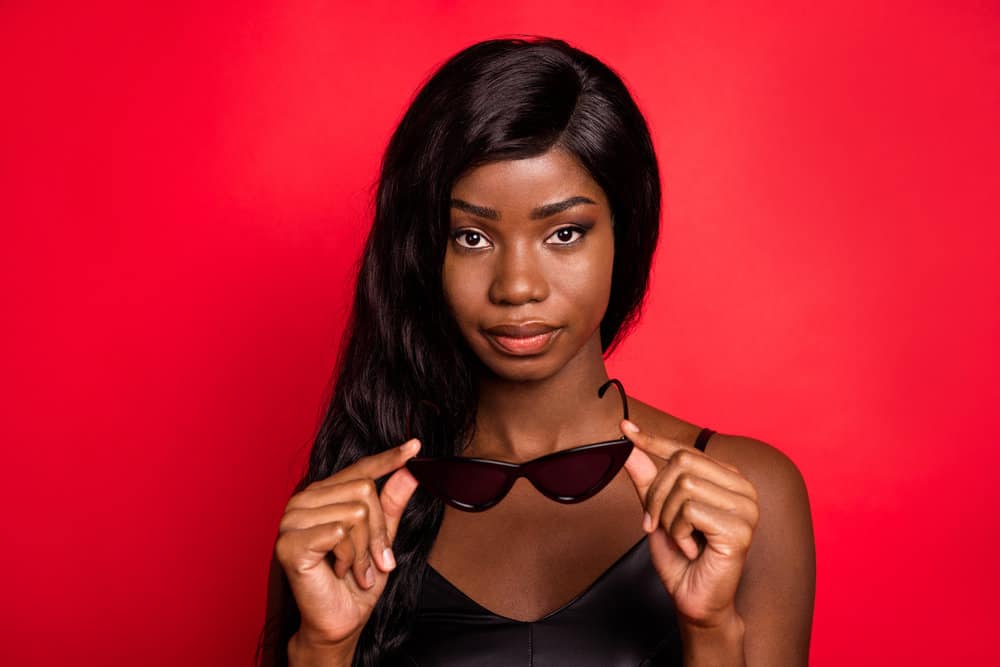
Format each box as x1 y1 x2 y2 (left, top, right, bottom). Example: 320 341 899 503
275 437 422 649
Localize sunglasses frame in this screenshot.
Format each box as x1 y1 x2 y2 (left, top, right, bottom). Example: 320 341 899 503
404 378 633 512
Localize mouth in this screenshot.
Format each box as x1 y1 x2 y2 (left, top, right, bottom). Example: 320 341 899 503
483 328 561 356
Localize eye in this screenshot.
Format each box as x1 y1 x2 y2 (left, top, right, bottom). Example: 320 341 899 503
451 229 492 250
546 225 588 246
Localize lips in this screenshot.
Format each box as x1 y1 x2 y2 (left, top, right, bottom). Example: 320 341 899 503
484 322 558 338
483 322 560 356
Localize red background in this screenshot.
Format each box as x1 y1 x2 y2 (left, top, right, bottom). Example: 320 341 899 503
2 1 998 664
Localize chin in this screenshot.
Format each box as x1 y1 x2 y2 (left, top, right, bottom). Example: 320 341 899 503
473 349 557 383
484 347 586 385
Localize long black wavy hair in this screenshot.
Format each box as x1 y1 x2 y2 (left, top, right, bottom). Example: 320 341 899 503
255 35 662 666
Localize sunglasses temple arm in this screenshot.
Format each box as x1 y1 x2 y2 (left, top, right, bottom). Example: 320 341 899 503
597 378 628 423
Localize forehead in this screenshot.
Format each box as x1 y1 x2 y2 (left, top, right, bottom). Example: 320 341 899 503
450 148 609 216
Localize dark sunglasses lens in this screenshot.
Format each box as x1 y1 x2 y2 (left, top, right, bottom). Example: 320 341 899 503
408 459 510 508
531 447 618 499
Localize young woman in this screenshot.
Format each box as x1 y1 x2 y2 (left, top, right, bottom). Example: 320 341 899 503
256 36 815 666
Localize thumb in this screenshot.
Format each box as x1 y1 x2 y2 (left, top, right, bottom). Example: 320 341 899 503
379 463 421 546
622 437 659 506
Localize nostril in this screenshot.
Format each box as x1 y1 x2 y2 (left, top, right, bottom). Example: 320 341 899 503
489 277 548 306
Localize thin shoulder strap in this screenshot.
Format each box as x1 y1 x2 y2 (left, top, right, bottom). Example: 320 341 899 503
694 427 715 453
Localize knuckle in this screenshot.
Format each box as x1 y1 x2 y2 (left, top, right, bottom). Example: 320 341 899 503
349 500 370 522
677 472 698 492
274 535 291 564
328 521 347 540
354 478 377 499
284 496 302 513
277 511 296 533
680 498 697 517
672 450 693 468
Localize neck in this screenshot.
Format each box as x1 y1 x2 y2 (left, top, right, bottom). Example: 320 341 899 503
466 333 626 461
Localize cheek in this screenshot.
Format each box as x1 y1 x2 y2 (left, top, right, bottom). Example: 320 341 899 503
441 254 479 324
555 245 615 323
594 237 616 310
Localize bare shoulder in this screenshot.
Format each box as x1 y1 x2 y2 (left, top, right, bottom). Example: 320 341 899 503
628 395 816 663
625 395 814 574
626 394 809 506
704 432 810 509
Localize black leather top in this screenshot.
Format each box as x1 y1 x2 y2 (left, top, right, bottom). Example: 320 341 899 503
392 427 716 666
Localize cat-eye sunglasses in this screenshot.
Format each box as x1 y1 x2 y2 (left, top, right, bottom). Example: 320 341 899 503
404 378 632 512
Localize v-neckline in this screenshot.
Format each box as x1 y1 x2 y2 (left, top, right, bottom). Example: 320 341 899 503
423 533 650 624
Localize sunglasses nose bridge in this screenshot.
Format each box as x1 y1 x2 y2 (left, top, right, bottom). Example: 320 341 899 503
519 458 555 498
499 462 530 496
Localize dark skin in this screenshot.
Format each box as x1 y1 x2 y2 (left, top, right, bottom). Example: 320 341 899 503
275 147 815 666
426 147 816 665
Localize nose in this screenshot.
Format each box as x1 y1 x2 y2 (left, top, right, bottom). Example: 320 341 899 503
488 243 549 306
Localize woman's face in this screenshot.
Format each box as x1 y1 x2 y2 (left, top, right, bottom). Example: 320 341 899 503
443 147 615 382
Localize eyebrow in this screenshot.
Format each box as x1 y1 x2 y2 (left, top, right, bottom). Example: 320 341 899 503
450 195 598 221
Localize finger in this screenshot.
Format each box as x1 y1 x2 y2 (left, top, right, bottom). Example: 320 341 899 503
667 499 704 560
314 438 422 489
669 499 754 561
660 446 757 503
379 464 421 563
291 440 422 573
656 474 758 543
645 455 759 535
622 421 755 497
642 467 677 533
279 500 377 589
342 503 375 591
330 527 358 579
288 477 397 573
621 419 686 460
622 441 659 509
275 520 349 576
343 478 391 573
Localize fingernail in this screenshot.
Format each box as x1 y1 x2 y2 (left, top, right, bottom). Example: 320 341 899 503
624 420 640 433
403 438 420 452
383 547 396 570
643 511 653 532
365 564 375 587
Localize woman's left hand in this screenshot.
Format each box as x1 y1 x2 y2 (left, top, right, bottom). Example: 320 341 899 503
620 418 760 629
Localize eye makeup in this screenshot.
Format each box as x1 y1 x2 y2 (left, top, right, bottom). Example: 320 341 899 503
449 221 595 252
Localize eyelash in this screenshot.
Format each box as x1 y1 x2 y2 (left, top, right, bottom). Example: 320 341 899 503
450 225 589 251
